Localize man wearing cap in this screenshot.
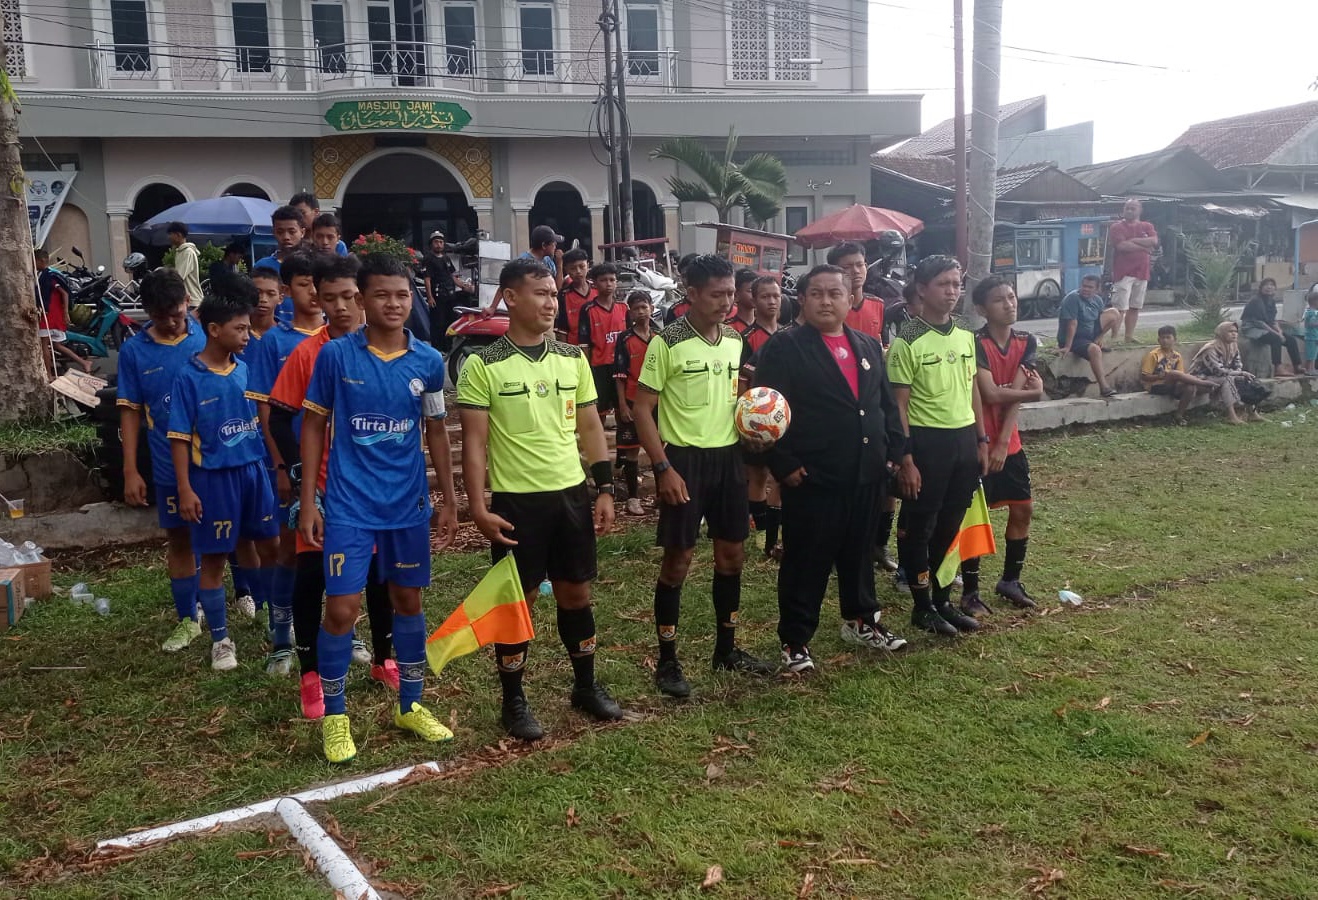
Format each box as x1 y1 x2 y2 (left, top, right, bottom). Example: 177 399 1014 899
522 225 565 292
423 231 472 351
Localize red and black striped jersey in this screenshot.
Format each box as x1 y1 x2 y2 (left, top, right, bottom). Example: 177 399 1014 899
578 299 629 367
738 322 782 381
974 326 1038 454
613 327 653 403
725 314 754 335
557 283 597 338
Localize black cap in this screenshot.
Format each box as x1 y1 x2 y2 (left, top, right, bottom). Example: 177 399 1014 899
530 224 564 247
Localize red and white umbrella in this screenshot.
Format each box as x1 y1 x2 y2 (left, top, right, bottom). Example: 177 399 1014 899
793 204 924 249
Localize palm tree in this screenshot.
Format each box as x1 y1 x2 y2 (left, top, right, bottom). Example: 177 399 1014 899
650 128 788 225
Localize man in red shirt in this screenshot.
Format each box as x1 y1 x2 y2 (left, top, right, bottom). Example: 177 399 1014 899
1105 199 1158 343
578 262 627 419
960 275 1045 616
827 241 885 343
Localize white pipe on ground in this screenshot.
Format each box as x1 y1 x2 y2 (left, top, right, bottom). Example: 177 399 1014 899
277 799 380 900
290 761 444 805
94 799 281 853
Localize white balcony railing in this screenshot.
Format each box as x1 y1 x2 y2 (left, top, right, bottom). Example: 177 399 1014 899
83 40 680 94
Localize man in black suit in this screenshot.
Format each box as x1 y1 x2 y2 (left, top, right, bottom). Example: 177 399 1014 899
751 264 908 674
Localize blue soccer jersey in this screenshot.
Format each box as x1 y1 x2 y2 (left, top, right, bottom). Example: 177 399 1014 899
303 329 447 530
167 355 266 470
246 322 320 401
116 319 206 464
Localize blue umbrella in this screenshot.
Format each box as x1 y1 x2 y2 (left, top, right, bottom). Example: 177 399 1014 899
131 196 279 247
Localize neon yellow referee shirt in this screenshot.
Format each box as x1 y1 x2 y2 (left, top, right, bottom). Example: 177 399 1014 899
638 319 742 448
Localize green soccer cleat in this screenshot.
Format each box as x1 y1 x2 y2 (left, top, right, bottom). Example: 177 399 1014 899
394 702 454 743
161 618 203 653
322 714 357 764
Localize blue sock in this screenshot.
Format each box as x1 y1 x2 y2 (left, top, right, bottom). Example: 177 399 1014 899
254 566 277 617
233 566 262 610
170 575 198 622
270 565 296 649
229 553 251 596
198 586 228 642
319 628 352 716
393 612 427 712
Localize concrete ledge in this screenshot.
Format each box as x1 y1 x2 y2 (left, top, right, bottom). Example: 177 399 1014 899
1039 341 1210 398
1019 376 1313 432
0 502 161 551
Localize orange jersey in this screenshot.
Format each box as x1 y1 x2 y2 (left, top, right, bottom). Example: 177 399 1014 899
269 326 332 494
578 299 629 367
845 295 885 341
558 285 596 338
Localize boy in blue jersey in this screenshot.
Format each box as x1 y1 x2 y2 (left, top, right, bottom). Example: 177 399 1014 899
168 281 280 671
292 192 350 257
299 253 460 763
310 213 348 257
117 269 208 653
248 251 325 676
254 205 307 324
229 264 282 621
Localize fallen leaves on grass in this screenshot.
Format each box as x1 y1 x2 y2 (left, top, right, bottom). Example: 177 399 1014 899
701 864 724 890
565 806 581 828
1095 696 1111 710
1187 729 1213 748
704 762 725 782
474 885 519 898
797 871 815 897
1122 845 1170 858
1023 865 1065 894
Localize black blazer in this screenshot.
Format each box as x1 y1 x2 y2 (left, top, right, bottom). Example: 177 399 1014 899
751 324 904 490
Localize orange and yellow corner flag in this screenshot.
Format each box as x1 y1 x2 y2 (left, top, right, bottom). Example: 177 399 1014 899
935 484 997 589
426 555 534 676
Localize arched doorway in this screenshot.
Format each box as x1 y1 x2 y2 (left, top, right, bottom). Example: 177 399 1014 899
340 153 475 250
632 182 664 242
221 182 271 200
129 182 186 228
44 203 92 261
530 182 590 253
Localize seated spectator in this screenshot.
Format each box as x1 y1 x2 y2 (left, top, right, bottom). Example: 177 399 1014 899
1057 274 1121 397
1140 325 1215 423
1188 321 1270 424
1240 278 1302 376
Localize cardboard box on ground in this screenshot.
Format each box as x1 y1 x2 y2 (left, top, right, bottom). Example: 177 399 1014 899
0 567 25 633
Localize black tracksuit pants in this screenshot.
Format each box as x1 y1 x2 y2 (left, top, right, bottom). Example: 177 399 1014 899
777 480 881 647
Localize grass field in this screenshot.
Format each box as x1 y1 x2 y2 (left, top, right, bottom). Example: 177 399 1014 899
2 411 1316 899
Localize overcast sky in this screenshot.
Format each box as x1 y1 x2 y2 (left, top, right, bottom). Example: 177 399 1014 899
869 0 1318 162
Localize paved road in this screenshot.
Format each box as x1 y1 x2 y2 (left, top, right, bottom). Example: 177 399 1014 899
1014 305 1241 340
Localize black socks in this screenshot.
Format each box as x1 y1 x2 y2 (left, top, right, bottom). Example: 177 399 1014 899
654 581 681 662
557 606 597 689
1003 537 1028 582
712 572 741 657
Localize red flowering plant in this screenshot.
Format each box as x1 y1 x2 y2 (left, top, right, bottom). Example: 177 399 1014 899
349 232 421 266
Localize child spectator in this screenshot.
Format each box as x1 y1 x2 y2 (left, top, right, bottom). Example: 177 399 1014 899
614 290 655 516
1303 289 1318 376
578 262 626 419
1140 325 1215 423
167 280 280 672
556 248 594 341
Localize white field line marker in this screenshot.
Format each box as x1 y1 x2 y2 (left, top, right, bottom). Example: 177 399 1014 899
277 799 380 900
94 760 449 896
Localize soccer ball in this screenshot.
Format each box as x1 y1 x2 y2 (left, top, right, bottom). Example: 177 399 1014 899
735 387 791 447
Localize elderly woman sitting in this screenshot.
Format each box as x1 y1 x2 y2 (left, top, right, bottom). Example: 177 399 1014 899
1189 321 1270 424
1240 278 1303 376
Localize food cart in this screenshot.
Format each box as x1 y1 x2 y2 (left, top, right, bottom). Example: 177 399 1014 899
991 216 1110 318
695 222 792 281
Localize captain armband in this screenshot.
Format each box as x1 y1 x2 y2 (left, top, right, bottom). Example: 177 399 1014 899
422 390 447 419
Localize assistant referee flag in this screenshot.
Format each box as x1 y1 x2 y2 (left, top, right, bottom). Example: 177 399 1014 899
935 484 998 588
427 555 535 675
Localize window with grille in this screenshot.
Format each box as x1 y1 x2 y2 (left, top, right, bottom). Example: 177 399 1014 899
311 1 347 73
626 4 659 78
728 0 811 82
519 4 554 76
232 2 271 73
110 0 151 72
1 0 24 77
443 5 477 75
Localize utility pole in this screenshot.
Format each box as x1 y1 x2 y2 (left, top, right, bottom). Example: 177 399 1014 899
0 34 52 421
967 0 1003 290
599 1 621 257
611 0 634 244
952 0 968 268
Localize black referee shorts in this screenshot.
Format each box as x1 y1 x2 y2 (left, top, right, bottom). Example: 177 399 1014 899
490 482 597 592
905 425 980 515
983 450 1031 508
657 444 749 549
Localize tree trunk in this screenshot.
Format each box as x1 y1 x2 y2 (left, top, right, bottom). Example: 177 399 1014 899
0 55 52 421
966 0 1003 297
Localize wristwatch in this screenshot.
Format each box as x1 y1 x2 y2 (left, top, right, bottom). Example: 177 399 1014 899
653 460 672 476
596 484 616 497
977 434 991 444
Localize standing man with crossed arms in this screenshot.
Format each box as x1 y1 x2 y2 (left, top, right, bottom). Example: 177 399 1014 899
1105 198 1158 343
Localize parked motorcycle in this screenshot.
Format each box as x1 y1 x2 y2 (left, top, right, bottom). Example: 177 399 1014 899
62 247 138 362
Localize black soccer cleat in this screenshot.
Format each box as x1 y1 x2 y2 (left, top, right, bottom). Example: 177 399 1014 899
995 579 1038 609
501 695 546 741
911 606 958 636
712 646 777 677
936 601 981 633
875 548 899 573
960 590 993 617
654 658 692 698
570 680 625 720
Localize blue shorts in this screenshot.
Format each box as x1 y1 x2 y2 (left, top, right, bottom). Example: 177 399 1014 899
151 448 188 531
323 519 431 596
265 463 294 516
189 461 280 555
